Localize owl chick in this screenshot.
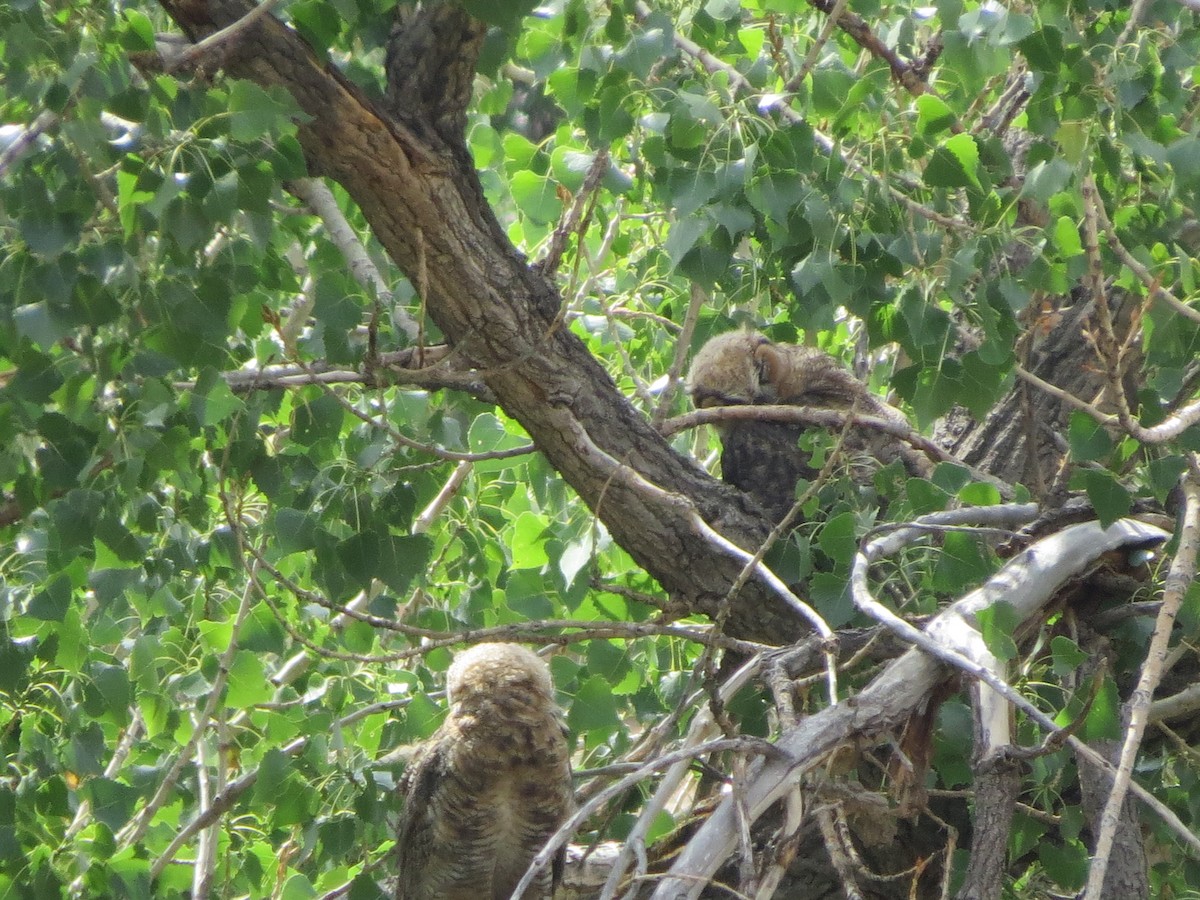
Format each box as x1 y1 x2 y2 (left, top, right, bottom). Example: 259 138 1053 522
687 330 930 523
395 643 573 900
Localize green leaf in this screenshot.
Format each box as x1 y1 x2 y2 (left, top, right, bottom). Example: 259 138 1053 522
0 636 36 692
119 9 156 51
292 392 344 445
1167 137 1200 191
189 368 245 427
1067 411 1113 462
1038 839 1087 890
924 134 981 189
510 511 551 570
817 512 858 569
1017 25 1064 72
467 414 530 474
931 531 992 593
459 0 538 25
337 531 432 594
1050 635 1088 676
86 662 132 725
226 651 273 709
1082 675 1120 742
84 778 141 832
976 601 1019 664
273 508 325 555
228 81 302 143
27 572 72 621
568 676 620 733
916 95 956 136
510 170 562 225
1052 216 1083 258
1072 469 1131 527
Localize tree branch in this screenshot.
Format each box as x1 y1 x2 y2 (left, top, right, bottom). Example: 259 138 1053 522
158 0 797 644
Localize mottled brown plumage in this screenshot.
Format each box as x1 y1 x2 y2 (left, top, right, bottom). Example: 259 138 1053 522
395 644 573 900
687 330 930 523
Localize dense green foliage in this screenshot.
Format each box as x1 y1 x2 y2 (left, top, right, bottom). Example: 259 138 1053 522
2 0 1200 897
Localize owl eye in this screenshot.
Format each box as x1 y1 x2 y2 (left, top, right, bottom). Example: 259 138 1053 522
694 389 745 408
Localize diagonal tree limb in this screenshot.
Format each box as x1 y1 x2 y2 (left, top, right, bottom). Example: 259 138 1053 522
649 519 1181 899
155 0 804 641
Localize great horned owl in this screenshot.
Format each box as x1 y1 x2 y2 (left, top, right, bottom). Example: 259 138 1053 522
687 330 930 524
395 643 573 900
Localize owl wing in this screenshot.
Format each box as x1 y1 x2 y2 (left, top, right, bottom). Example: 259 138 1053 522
719 419 820 525
395 732 475 900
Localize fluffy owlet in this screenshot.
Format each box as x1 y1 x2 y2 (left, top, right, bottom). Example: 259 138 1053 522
395 643 573 900
687 330 930 524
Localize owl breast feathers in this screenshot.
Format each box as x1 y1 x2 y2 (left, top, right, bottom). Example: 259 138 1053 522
687 330 930 523
395 643 573 900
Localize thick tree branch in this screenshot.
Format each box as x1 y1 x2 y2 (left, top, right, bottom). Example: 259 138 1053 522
650 519 1176 898
157 0 802 641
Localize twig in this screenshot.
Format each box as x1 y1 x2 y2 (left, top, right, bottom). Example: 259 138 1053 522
1090 187 1200 326
1083 458 1200 899
632 1 968 231
165 0 286 73
191 721 218 898
117 503 263 850
788 0 851 94
539 148 610 276
0 109 58 178
806 0 954 110
287 177 420 340
512 737 777 899
1013 363 1119 425
650 282 707 428
598 655 766 899
413 459 473 533
649 520 1196 898
663 403 1018 500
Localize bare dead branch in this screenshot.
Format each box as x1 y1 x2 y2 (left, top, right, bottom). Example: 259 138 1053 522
1084 458 1200 899
650 519 1182 898
287 177 420 339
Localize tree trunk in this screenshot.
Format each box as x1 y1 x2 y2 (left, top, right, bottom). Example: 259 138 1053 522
158 0 812 643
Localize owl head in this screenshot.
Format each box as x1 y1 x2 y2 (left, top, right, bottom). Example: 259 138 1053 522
446 643 555 707
686 330 773 408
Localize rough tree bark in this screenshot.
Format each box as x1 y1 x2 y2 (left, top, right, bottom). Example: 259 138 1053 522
158 0 811 643
152 4 1171 898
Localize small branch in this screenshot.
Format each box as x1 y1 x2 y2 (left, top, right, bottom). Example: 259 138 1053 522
650 282 707 429
0 109 59 178
64 714 145 840
177 345 494 399
664 403 939 456
1084 459 1200 899
1090 187 1200 326
1150 682 1200 725
538 148 610 277
1013 363 1119 424
650 519 1184 899
117 516 262 850
597 655 765 898
788 0 850 94
632 1 968 231
191 724 218 898
663 403 1017 500
807 0 955 111
287 177 420 340
512 737 776 900
166 0 286 73
413 459 473 533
